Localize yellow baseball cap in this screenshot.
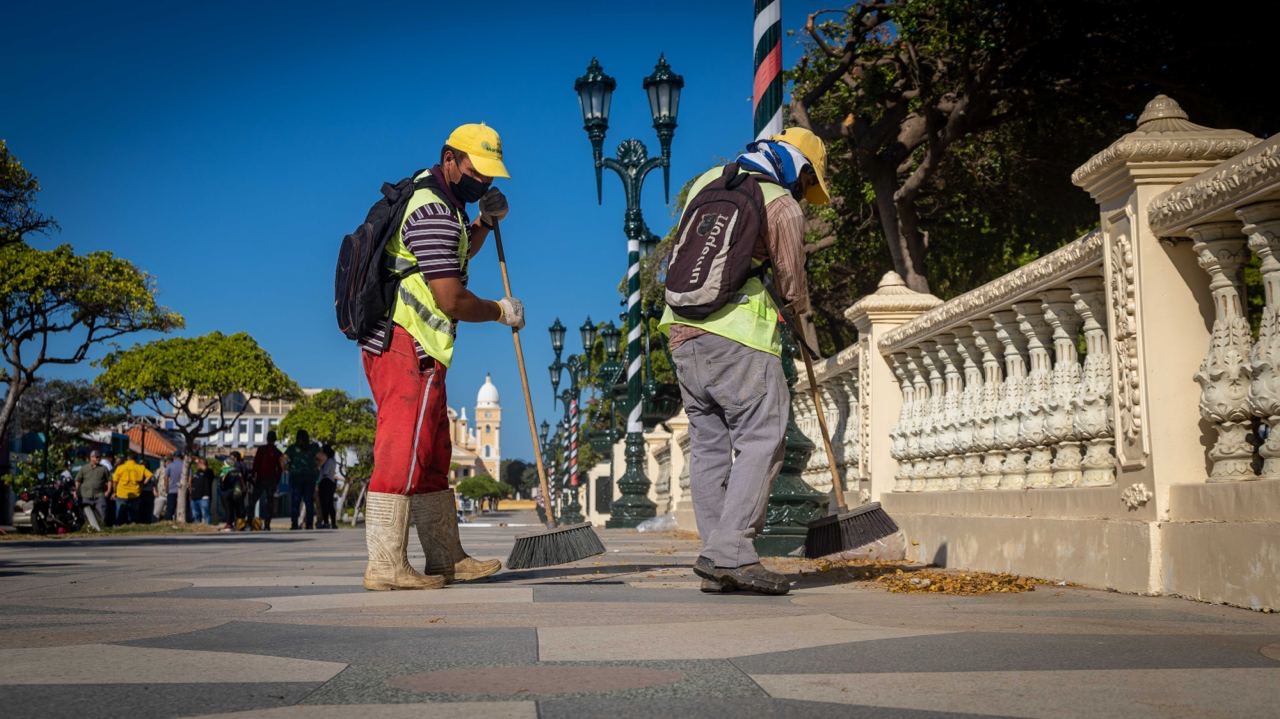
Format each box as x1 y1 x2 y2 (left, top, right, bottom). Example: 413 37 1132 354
771 127 829 206
445 123 510 179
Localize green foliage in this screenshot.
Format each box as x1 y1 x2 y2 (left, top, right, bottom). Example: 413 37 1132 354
278 389 375 479
10 437 78 490
0 140 56 247
788 0 1278 345
94 331 299 449
456 474 509 501
15 379 124 451
500 458 535 496
0 241 183 444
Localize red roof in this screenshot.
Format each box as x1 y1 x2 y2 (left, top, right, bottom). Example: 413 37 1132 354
127 426 178 458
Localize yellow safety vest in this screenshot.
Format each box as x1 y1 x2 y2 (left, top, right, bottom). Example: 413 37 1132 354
386 172 470 367
660 166 791 356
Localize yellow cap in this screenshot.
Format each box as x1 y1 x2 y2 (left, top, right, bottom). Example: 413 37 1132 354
771 127 829 206
444 123 509 179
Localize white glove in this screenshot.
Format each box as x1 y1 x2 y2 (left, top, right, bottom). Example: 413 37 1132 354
496 297 525 330
479 187 509 227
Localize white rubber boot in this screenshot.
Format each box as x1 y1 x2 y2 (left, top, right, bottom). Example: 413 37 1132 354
363 492 445 591
412 490 502 583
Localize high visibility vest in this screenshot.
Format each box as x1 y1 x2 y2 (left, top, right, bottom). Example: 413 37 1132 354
660 166 791 356
385 172 469 367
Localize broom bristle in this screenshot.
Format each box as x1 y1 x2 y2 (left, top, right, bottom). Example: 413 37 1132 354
803 502 899 559
506 522 607 569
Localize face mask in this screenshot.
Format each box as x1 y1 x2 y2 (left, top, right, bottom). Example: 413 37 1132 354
451 174 490 204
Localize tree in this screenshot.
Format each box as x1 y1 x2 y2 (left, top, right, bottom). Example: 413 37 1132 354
1 141 55 248
500 458 534 497
0 242 183 449
15 379 124 475
789 1 1280 297
456 474 510 504
94 331 300 454
278 389 375 479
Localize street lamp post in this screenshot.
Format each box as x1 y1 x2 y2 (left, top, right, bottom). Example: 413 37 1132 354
575 55 683 528
548 316 597 526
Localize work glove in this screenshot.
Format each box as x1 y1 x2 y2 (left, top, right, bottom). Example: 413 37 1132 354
478 187 509 228
496 296 525 330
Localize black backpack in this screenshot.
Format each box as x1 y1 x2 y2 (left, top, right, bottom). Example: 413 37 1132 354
334 170 437 341
664 163 770 320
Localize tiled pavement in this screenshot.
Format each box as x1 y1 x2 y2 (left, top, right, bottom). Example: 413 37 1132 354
1 511 1277 718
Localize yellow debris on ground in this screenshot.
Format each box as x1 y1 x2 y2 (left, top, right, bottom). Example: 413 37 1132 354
762 556 1048 595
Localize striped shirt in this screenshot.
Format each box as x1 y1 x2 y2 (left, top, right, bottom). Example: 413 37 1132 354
359 192 470 361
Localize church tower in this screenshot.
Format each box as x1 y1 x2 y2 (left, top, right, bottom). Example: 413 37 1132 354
475 374 501 477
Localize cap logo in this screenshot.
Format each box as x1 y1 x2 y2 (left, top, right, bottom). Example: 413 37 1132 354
481 139 502 157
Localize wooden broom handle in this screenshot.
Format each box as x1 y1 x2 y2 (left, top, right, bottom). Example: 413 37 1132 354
798 339 848 512
491 221 557 529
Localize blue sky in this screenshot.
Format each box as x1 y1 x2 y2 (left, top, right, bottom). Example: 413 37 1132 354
3 0 825 463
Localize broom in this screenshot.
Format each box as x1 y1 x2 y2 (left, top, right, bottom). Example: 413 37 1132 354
797 337 899 558
489 220 606 569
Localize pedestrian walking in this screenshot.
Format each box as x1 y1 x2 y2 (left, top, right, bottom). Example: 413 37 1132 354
190 457 213 524
74 450 110 525
286 431 318 530
351 124 514 591
659 127 828 596
251 431 285 530
100 451 117 527
111 452 152 525
316 444 339 529
165 452 185 521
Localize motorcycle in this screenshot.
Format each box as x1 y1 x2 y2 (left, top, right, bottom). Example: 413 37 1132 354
16 479 84 535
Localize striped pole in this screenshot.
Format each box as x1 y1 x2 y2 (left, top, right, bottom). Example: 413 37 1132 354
753 0 783 139
570 397 579 489
626 237 643 435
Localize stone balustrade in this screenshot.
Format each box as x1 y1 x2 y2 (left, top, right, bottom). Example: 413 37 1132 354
793 344 861 495
875 231 1110 493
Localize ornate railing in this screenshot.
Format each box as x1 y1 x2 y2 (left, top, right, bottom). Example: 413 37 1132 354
874 231 1111 492
793 344 861 494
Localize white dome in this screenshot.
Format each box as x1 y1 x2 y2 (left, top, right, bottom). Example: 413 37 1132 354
476 373 500 408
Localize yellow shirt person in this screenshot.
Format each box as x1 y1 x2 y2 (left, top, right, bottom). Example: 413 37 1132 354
112 458 152 500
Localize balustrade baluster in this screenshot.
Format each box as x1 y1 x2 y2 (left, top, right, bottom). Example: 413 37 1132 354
920 343 947 491
1042 289 1084 488
1015 301 1056 489
973 320 1005 489
992 311 1030 489
1190 222 1254 481
1240 202 1280 480
956 330 985 490
937 335 965 490
890 353 915 492
1069 277 1115 486
906 349 932 491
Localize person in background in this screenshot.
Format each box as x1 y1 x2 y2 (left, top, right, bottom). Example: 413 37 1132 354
165 452 185 521
74 450 110 526
286 430 319 530
316 444 339 529
111 452 151 525
251 430 285 531
190 456 213 525
218 452 247 531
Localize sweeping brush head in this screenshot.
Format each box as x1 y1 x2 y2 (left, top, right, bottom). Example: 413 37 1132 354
506 522 607 570
803 502 900 559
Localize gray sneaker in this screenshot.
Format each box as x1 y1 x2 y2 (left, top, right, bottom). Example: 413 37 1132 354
694 557 790 596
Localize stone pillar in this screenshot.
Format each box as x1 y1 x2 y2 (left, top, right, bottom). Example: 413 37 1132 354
1069 278 1116 487
972 319 1005 490
991 310 1030 489
1072 94 1259 520
1190 222 1253 482
919 342 947 491
1014 302 1056 489
845 272 942 501
1042 289 1085 488
956 330 985 490
664 411 695 530
1241 202 1280 480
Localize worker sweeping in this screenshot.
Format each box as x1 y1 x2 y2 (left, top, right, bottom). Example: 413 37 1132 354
337 123 523 591
659 127 828 595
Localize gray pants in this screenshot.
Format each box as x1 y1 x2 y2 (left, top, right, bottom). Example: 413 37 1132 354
671 333 789 567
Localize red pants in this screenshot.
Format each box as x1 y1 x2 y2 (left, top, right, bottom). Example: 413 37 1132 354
362 326 451 495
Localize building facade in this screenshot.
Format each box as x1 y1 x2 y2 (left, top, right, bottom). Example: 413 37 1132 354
448 374 502 483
